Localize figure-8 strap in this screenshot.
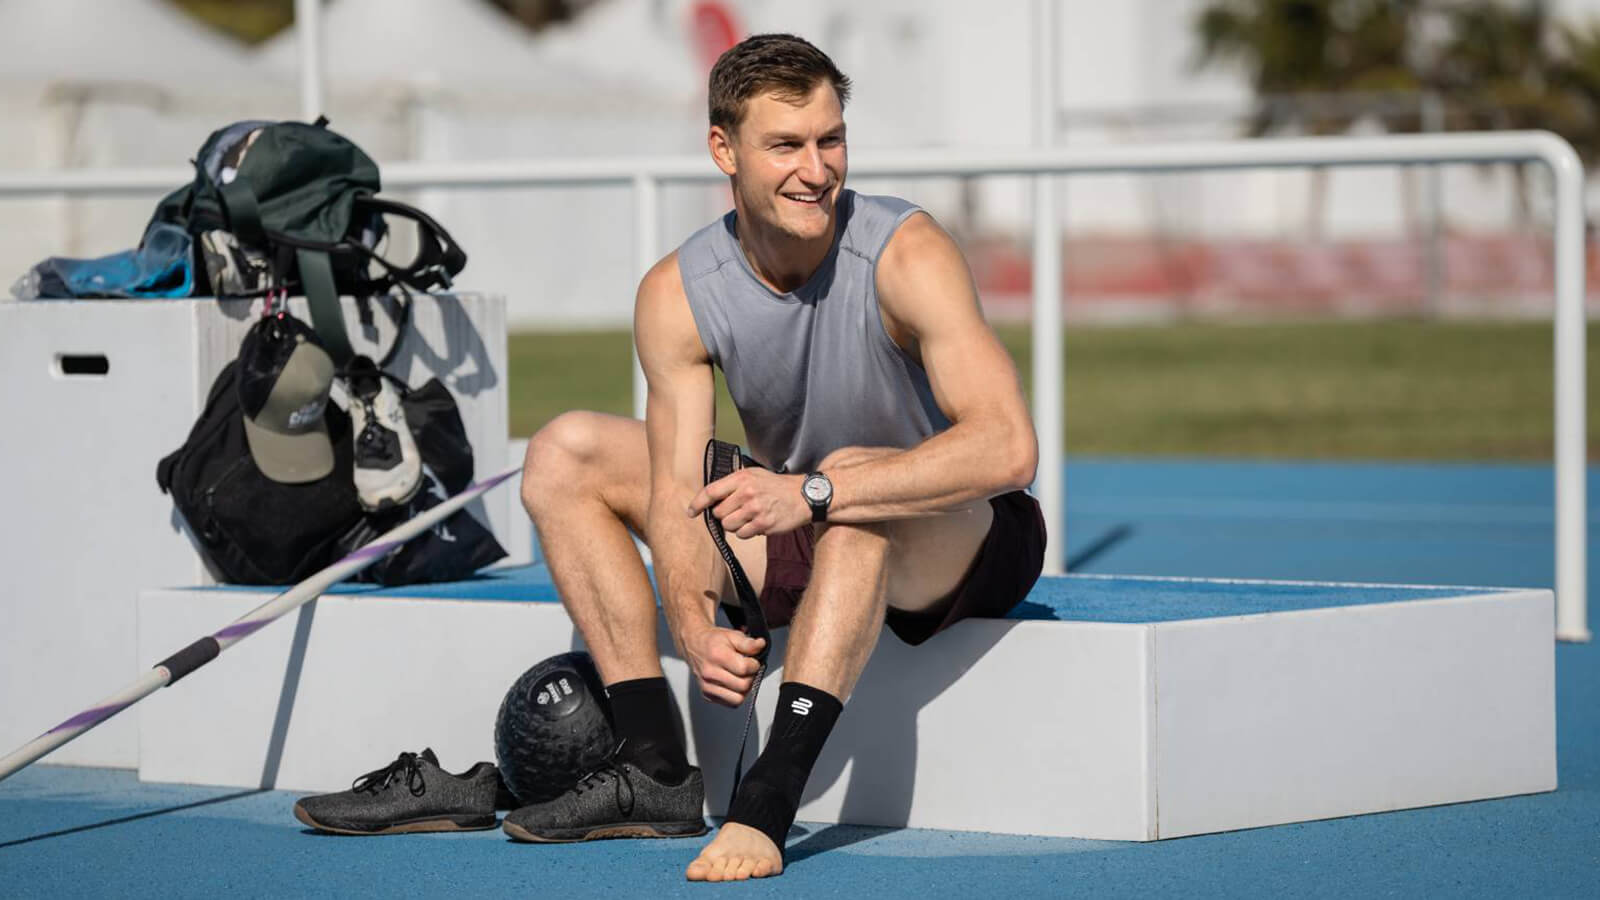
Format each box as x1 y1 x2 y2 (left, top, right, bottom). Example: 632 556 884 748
702 438 770 811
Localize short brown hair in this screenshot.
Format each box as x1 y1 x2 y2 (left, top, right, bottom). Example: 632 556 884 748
708 33 851 132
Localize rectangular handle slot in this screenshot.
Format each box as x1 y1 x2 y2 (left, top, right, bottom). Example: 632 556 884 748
56 354 110 377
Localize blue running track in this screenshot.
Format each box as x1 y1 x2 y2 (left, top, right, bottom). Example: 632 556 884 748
1 459 1596 897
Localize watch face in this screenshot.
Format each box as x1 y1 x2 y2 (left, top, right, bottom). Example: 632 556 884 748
803 474 831 504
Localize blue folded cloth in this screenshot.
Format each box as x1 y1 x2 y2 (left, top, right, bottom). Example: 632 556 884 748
11 222 193 300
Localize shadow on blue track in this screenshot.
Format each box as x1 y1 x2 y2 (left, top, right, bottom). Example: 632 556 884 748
0 788 265 850
777 821 899 865
1066 523 1135 570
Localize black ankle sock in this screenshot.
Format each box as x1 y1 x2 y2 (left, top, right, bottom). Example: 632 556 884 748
605 677 689 781
726 681 843 852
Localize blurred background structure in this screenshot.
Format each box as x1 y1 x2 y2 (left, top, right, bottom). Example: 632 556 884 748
5 0 1600 327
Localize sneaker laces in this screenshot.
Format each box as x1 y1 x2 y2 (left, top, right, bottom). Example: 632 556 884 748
352 752 427 797
569 743 636 817
347 361 404 460
357 401 386 446
348 364 385 446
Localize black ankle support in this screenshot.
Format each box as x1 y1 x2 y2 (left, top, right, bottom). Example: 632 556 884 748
726 682 843 852
606 677 689 781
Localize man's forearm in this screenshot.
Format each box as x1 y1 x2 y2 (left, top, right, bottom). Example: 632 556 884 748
647 498 721 647
826 415 1036 523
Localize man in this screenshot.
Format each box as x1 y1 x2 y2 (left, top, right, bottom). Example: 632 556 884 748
510 34 1044 881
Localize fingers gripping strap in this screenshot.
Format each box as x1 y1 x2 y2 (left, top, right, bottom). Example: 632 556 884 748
703 438 771 810
703 439 768 651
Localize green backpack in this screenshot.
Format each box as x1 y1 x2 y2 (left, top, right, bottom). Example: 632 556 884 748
152 117 467 365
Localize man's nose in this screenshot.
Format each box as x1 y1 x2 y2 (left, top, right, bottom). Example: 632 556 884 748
798 143 827 185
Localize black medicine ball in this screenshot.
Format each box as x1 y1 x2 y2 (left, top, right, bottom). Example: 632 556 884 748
493 651 616 805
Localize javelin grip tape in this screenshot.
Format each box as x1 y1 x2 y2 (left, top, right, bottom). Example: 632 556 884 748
157 637 222 684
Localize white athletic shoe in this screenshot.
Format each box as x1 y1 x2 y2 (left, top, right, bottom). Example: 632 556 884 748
346 356 422 511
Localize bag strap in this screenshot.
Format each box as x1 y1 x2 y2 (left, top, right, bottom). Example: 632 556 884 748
219 179 267 247
156 361 240 494
703 439 771 812
355 195 468 289
296 247 355 365
210 172 355 366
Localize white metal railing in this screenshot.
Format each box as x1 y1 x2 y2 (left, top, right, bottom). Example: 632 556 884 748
0 130 1587 641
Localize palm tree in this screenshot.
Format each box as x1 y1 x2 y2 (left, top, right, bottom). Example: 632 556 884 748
1431 1 1588 223
1432 1 1561 130
1193 1 1425 235
168 0 591 44
1195 1 1423 131
1549 18 1600 165
166 0 293 44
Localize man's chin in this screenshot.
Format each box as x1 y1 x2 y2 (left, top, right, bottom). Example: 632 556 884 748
782 207 834 241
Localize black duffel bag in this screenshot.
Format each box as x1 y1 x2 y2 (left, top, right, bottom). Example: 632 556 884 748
337 468 506 587
156 356 365 585
159 318 504 586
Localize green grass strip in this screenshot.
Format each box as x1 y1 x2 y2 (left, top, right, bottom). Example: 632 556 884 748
509 321 1598 461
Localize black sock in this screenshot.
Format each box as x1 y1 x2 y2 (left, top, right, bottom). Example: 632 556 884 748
605 677 690 782
726 681 843 853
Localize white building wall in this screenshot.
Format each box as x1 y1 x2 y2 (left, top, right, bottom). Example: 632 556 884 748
0 0 1588 325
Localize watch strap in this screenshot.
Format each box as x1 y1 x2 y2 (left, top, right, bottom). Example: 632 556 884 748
805 472 830 523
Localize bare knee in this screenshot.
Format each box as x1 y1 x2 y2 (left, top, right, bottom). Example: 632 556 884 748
521 411 612 518
814 518 892 558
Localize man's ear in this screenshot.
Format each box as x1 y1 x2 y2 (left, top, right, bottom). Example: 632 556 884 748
708 125 737 177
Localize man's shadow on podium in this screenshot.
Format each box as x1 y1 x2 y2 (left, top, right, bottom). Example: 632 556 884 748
671 523 1129 863
674 613 1017 863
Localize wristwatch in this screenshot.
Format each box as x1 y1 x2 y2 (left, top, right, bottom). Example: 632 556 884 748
801 471 833 523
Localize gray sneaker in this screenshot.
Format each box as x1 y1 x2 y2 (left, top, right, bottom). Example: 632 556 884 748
293 749 503 835
502 753 709 843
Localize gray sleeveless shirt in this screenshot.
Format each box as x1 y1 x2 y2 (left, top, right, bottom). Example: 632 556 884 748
678 190 950 474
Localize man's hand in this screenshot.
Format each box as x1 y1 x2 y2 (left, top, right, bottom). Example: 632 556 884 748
679 623 768 707
689 468 810 539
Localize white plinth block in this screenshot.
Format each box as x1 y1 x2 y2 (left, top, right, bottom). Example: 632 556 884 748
135 571 1555 840
0 294 507 768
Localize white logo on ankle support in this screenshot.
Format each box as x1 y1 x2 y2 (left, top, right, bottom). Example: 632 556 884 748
791 697 813 716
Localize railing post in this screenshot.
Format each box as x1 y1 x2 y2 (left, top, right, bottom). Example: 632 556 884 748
1421 92 1444 316
633 174 659 421
294 0 323 121
1032 0 1065 574
1547 140 1591 641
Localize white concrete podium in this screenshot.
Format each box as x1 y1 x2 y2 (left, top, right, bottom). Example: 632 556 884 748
0 293 512 769
135 570 1555 840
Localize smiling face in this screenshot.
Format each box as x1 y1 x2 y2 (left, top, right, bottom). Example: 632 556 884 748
710 82 848 245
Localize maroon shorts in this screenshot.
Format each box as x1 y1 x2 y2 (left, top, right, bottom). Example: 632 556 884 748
722 491 1047 646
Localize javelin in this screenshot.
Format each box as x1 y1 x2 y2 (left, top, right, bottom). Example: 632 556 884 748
0 465 523 785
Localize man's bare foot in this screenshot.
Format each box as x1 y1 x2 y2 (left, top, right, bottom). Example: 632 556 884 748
685 822 783 881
